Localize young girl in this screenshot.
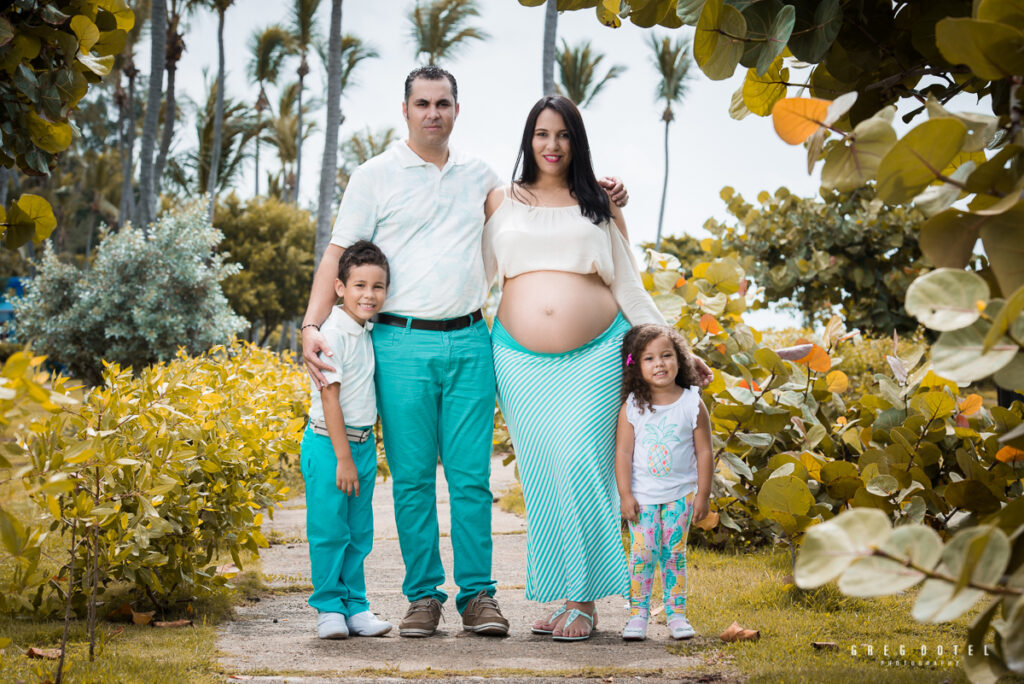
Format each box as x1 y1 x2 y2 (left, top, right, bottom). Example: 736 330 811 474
614 324 713 641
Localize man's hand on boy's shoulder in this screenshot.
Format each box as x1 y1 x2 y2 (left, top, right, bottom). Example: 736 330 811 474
302 326 337 389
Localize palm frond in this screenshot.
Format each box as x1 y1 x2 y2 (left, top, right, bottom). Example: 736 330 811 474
649 34 692 108
290 0 322 53
248 25 292 86
408 0 489 65
556 39 625 109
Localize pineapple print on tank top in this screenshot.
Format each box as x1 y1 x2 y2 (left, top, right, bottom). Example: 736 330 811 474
643 416 680 477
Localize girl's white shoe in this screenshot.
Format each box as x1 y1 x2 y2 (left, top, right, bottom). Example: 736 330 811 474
668 616 695 640
621 615 648 641
346 610 393 636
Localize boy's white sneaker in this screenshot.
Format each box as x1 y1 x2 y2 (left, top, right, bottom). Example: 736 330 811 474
668 617 696 640
347 610 392 636
317 612 349 639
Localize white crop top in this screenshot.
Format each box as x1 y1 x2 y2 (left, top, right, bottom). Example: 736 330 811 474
482 191 665 326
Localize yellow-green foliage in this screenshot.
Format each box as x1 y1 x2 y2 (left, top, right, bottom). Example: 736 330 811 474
0 342 307 616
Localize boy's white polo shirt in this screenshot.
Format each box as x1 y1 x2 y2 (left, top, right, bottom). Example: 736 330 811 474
330 141 500 319
307 306 376 428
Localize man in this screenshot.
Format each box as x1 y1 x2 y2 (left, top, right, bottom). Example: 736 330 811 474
301 65 627 638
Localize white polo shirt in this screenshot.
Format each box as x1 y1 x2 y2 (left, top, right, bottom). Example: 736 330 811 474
330 141 500 319
307 307 377 428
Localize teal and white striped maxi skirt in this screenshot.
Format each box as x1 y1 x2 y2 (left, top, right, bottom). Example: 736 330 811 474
491 313 631 603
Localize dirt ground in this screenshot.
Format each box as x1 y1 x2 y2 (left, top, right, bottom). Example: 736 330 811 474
216 457 709 682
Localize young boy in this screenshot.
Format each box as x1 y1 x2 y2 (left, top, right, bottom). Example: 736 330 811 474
300 240 392 639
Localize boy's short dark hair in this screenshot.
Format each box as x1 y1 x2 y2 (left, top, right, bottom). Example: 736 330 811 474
338 240 390 286
404 65 458 103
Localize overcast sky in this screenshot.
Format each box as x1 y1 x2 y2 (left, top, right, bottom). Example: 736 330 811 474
159 1 988 329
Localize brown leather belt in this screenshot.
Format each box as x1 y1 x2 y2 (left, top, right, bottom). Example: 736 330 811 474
376 310 483 332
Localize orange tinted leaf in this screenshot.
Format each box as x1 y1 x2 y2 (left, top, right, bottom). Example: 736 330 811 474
796 344 831 373
693 511 719 530
716 344 727 353
836 416 848 426
996 446 1024 463
675 276 687 288
825 370 848 393
959 394 983 417
772 97 831 144
700 313 724 334
738 379 762 392
720 620 761 642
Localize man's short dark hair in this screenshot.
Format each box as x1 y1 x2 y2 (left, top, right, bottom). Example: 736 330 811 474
404 65 458 103
338 240 390 286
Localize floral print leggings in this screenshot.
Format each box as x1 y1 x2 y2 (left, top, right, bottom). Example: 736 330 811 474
627 495 693 620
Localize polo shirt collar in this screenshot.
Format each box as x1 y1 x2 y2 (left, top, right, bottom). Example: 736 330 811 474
334 306 372 334
393 140 464 168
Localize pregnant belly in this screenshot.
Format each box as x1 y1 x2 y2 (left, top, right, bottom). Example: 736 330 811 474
497 271 619 353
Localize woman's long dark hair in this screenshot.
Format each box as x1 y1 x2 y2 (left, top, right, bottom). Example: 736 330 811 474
621 324 698 414
511 95 612 225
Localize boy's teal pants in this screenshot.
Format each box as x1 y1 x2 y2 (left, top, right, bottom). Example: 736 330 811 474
300 425 377 615
371 318 497 613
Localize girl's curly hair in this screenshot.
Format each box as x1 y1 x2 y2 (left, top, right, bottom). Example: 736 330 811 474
620 324 697 413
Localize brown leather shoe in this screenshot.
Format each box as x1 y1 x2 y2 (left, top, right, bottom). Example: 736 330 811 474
399 598 443 638
462 590 509 636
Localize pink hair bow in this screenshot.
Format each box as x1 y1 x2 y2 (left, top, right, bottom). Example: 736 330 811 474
626 353 634 366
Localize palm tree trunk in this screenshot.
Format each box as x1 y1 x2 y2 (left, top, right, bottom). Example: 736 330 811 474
119 64 138 228
152 61 175 204
542 0 557 96
154 23 183 209
294 63 306 204
656 118 670 251
207 8 226 223
254 111 261 197
137 0 166 230
315 0 344 266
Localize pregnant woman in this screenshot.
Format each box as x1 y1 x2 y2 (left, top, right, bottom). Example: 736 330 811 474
483 95 709 641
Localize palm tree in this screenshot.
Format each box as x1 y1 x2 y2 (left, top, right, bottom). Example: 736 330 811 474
262 82 317 202
248 25 291 196
408 0 488 65
153 0 191 204
315 24 379 264
555 39 625 109
336 127 396 198
164 80 261 199
287 0 321 204
542 0 557 96
649 34 692 250
196 0 236 222
136 0 167 230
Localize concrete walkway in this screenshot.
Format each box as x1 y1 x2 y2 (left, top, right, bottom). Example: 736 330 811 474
216 457 703 682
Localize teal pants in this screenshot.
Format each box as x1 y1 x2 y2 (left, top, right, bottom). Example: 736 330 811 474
300 425 377 615
371 318 496 613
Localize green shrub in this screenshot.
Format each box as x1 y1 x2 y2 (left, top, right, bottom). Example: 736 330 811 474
0 341 307 617
14 202 247 385
215 196 315 345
